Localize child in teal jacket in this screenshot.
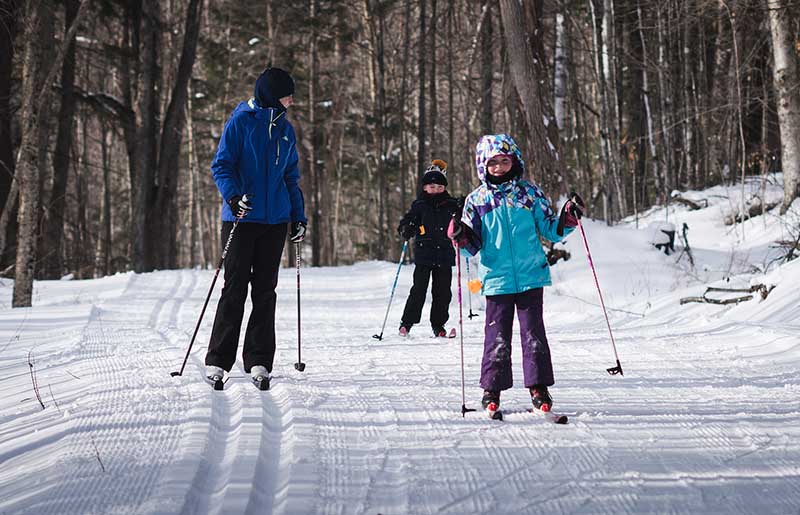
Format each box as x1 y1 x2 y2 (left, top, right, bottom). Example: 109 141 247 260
448 134 583 414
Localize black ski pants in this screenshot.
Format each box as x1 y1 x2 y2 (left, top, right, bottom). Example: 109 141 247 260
205 221 287 373
401 264 452 330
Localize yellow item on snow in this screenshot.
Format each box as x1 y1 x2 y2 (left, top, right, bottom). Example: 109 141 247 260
468 279 482 294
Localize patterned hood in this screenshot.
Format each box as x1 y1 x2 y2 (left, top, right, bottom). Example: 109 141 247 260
475 134 527 183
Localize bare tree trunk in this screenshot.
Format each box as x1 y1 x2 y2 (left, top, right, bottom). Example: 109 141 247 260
152 0 204 269
589 0 615 221
187 82 204 267
74 116 92 279
766 0 800 212
41 0 80 279
0 182 18 268
308 0 322 265
605 0 626 218
265 1 275 65
553 11 567 131
655 4 673 207
0 0 18 215
100 123 112 276
416 0 427 190
637 1 660 209
324 8 347 264
14 0 89 306
480 5 493 134
681 1 695 190
376 1 388 260
132 0 161 272
446 0 455 193
722 1 748 239
497 0 565 187
13 19 47 298
399 0 411 235
429 0 438 154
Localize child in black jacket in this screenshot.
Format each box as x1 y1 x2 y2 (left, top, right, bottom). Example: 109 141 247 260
397 160 460 337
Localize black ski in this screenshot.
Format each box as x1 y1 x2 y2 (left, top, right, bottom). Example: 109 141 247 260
527 408 568 424
488 409 503 421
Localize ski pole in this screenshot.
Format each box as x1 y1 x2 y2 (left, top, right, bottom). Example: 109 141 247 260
372 241 408 341
294 243 306 371
455 241 476 416
465 257 478 319
171 216 242 378
575 217 624 376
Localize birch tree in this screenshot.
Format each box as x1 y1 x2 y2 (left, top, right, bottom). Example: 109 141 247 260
766 0 800 212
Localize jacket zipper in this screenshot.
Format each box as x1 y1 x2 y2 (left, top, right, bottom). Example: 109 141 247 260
500 184 519 292
269 110 286 165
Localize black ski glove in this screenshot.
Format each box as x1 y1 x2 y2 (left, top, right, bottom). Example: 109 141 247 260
398 223 417 240
289 221 307 243
228 194 252 218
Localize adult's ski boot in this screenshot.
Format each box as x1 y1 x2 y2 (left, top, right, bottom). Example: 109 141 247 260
205 365 225 391
251 365 271 391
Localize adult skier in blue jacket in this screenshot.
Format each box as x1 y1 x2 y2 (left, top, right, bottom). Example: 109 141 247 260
205 67 307 386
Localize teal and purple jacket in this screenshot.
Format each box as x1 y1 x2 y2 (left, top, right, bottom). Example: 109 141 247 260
460 134 573 296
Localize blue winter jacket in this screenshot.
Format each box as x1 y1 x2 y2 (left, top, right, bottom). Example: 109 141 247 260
460 134 573 296
212 99 307 225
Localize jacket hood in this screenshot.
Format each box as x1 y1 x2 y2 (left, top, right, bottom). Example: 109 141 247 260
232 99 287 141
474 134 526 183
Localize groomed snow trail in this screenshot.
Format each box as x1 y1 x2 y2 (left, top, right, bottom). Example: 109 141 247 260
2 235 800 514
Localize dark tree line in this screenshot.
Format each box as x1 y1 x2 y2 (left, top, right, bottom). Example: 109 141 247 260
1 0 798 307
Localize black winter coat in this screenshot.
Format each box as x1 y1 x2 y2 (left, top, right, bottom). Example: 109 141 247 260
398 192 460 267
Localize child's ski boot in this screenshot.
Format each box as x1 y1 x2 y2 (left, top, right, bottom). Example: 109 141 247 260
530 385 553 412
482 390 502 420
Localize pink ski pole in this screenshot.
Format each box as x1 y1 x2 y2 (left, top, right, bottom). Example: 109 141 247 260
576 217 624 376
454 240 476 416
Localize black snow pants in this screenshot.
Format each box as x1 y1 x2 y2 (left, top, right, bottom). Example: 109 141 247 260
205 221 287 373
400 264 453 330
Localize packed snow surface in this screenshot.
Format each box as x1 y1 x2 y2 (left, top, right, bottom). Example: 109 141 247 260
2 178 799 514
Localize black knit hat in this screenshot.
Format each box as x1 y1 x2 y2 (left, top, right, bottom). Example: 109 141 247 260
254 67 295 109
422 159 448 186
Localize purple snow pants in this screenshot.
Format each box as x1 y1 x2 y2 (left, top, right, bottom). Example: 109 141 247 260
480 288 553 392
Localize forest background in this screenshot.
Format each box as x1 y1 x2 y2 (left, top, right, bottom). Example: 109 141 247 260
1 0 799 307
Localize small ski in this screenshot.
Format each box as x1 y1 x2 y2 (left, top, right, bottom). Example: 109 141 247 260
485 402 503 421
252 375 270 391
435 328 457 339
527 408 568 424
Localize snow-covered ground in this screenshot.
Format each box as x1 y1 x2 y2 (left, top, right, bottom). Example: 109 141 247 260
2 178 799 514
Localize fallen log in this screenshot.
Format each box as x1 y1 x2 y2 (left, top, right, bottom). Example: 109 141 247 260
680 284 775 305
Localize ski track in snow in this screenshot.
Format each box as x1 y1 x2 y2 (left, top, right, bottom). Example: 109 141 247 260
2 212 800 513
